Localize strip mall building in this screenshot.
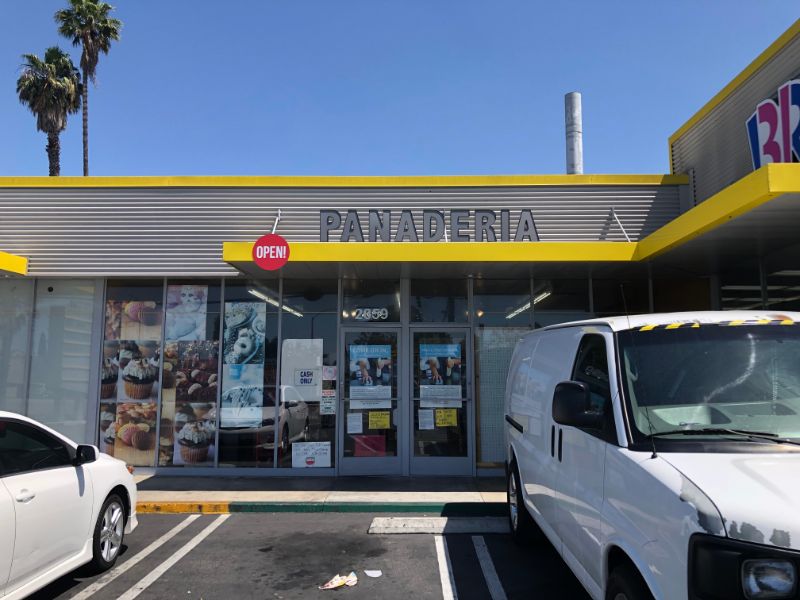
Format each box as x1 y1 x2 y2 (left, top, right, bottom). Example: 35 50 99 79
3 20 800 477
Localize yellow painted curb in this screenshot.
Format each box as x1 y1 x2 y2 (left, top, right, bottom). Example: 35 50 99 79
137 501 230 514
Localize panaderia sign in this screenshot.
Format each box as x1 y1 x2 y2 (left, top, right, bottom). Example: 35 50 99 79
319 209 540 242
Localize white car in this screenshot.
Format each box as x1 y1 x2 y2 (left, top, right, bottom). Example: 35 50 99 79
505 311 800 600
0 411 138 600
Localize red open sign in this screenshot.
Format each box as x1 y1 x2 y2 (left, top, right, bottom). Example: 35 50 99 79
252 234 290 271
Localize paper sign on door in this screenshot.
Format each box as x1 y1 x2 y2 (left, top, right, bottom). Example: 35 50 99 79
368 411 390 430
435 408 457 428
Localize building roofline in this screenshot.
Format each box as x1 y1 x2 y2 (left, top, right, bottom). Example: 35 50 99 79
668 18 800 162
0 173 687 188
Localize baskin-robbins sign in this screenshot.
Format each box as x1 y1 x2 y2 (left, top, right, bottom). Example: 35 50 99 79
319 209 539 242
746 79 800 170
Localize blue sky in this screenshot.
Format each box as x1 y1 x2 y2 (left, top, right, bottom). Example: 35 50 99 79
2 1 797 176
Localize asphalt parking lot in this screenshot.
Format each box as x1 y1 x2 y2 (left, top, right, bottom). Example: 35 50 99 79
32 513 590 600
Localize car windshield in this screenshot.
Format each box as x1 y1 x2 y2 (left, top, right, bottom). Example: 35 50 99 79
618 325 800 442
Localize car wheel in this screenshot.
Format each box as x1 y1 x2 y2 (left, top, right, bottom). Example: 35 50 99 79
88 494 125 573
507 460 536 544
606 564 654 600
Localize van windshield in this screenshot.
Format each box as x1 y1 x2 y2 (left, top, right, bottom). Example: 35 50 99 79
618 325 800 442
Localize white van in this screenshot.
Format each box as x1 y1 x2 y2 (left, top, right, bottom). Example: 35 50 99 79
504 311 800 600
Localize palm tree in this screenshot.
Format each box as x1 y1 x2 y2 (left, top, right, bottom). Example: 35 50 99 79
17 47 81 176
55 0 121 176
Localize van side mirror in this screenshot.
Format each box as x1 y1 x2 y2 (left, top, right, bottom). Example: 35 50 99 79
74 444 97 466
552 381 604 430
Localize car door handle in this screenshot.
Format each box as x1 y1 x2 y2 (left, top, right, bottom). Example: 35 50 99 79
15 489 35 503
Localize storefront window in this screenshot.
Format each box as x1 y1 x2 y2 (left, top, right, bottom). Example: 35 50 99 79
342 279 401 322
653 277 711 312
0 280 34 416
159 280 221 467
27 279 98 443
473 279 532 326
765 270 800 311
99 280 163 467
218 281 278 468
410 279 468 323
532 279 592 327
279 280 338 468
475 328 527 464
592 278 649 317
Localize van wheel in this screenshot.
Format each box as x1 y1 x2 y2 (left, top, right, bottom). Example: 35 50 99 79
606 564 654 600
507 460 536 544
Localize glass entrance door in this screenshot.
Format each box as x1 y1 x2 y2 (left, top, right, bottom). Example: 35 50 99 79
409 328 473 475
338 328 403 475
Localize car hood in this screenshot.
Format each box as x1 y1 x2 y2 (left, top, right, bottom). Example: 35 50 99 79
662 452 800 551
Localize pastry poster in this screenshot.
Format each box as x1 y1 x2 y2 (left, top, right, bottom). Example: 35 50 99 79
159 340 219 466
419 344 462 400
165 285 208 341
220 380 264 428
223 302 266 366
348 345 392 400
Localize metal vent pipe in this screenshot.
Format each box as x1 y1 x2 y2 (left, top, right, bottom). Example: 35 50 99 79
565 92 583 174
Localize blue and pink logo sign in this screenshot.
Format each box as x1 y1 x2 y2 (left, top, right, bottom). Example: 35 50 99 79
746 79 800 170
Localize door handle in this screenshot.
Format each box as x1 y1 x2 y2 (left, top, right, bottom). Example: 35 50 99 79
557 429 563 462
15 489 35 503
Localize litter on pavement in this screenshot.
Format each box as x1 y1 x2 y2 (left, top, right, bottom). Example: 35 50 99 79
364 570 382 578
319 572 358 590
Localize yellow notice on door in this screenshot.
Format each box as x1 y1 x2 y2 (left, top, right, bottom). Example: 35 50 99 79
435 408 457 428
368 411 390 430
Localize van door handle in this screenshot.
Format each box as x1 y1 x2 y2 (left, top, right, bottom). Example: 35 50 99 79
15 489 35 503
557 430 563 462
550 425 555 457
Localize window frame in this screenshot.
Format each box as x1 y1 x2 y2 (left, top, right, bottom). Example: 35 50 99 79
0 417 76 478
569 333 619 445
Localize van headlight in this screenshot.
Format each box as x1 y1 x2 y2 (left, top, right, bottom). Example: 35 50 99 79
742 559 796 599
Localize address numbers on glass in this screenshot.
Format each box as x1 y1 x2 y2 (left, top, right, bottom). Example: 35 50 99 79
353 308 389 321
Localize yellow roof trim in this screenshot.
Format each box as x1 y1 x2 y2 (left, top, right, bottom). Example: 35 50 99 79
634 163 799 260
0 173 687 188
0 251 28 276
222 164 799 266
224 241 638 263
668 18 800 154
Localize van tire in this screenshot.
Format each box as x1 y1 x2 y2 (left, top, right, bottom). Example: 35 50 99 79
507 460 536 545
605 564 654 600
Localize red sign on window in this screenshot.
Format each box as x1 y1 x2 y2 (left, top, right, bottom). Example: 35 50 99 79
252 234 290 271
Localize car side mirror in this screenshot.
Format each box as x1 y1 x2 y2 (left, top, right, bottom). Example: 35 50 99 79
552 381 605 430
74 444 97 466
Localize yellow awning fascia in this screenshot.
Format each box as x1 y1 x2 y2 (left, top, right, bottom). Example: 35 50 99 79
0 251 28 276
0 173 687 188
634 163 800 260
224 241 638 263
223 164 800 267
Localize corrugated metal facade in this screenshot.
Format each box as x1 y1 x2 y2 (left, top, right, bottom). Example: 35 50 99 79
670 32 800 203
0 185 681 276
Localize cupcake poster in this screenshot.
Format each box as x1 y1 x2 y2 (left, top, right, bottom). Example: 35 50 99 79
117 342 161 402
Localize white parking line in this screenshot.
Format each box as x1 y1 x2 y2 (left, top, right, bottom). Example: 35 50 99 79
70 515 200 600
115 514 230 600
434 534 458 600
472 535 507 600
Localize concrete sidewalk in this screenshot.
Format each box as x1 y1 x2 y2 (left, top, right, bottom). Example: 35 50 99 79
133 474 507 515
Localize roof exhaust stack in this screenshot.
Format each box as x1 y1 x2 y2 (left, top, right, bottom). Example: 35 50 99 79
565 92 583 174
